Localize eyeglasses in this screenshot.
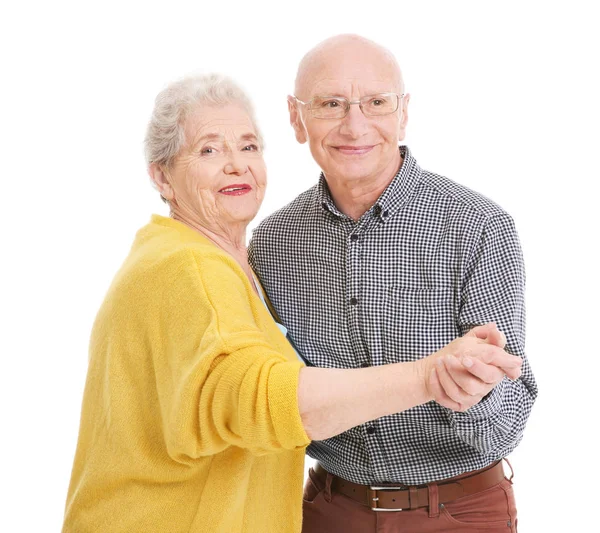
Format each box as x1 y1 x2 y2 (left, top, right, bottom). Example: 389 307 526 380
294 93 404 119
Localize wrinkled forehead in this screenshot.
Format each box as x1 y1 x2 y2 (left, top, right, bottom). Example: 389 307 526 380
184 104 256 145
309 77 400 99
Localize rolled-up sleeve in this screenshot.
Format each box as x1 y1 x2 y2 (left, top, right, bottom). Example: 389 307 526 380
450 214 538 457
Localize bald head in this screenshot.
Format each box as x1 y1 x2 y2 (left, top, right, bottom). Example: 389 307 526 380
294 34 404 99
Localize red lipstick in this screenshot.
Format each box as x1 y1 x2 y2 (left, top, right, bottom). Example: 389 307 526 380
218 184 252 196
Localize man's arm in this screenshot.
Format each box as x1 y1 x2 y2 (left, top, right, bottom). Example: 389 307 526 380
441 213 538 457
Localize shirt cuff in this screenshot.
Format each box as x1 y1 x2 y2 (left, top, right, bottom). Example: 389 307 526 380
452 377 507 421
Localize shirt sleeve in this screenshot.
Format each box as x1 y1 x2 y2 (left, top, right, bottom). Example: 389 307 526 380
151 248 310 460
449 213 538 457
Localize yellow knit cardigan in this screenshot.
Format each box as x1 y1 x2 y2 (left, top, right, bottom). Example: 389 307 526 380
63 215 310 533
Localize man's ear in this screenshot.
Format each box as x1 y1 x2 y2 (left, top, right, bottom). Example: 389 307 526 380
400 93 410 129
148 163 175 202
397 93 410 142
287 96 308 144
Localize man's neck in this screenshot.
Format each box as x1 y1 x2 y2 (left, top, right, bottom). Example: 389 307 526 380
326 154 403 221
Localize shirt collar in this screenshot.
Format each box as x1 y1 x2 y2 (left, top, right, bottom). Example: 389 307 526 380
317 146 421 222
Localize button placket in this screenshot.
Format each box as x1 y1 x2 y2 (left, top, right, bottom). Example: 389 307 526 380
345 224 367 360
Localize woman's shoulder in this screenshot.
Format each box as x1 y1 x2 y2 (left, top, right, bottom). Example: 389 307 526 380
126 215 244 286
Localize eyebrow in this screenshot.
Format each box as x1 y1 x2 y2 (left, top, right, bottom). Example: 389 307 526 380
239 133 258 142
193 132 258 146
194 133 224 144
311 93 348 98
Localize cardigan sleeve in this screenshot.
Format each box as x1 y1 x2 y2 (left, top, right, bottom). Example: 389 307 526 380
150 248 310 460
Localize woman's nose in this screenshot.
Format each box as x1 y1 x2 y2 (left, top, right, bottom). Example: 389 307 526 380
224 153 248 175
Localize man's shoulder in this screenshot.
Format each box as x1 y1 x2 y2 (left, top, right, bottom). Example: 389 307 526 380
253 184 320 236
419 170 508 221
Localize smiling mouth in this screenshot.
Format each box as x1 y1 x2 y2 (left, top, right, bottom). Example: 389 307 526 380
218 184 252 196
334 145 375 155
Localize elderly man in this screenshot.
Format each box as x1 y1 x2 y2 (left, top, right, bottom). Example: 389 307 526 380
249 35 537 532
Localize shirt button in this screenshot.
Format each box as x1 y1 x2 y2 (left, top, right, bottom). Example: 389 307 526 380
350 298 358 306
382 211 389 218
350 234 359 241
366 426 376 435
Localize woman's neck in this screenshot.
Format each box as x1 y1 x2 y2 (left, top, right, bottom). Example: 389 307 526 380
171 209 257 293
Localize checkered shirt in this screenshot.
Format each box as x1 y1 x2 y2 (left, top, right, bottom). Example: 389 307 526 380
248 146 538 485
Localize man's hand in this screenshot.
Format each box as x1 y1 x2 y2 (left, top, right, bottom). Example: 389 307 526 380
465 323 506 348
418 323 522 412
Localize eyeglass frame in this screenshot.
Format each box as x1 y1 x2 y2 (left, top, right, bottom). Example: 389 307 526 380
292 92 405 119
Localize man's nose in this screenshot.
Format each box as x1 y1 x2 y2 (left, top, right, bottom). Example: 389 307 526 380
339 103 369 138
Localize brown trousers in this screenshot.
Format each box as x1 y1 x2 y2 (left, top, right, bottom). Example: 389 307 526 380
302 462 518 533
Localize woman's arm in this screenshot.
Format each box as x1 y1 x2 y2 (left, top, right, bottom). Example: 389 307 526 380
297 327 521 440
155 248 520 455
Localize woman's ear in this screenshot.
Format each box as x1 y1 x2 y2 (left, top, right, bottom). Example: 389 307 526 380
287 96 308 144
148 163 175 202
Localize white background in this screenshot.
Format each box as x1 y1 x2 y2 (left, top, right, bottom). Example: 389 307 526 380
1 1 598 531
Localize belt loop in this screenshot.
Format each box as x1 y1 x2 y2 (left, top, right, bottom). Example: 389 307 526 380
503 458 514 482
427 483 440 518
409 486 419 510
324 472 333 503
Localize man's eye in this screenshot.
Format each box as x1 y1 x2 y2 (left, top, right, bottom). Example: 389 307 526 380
317 99 341 108
242 144 258 151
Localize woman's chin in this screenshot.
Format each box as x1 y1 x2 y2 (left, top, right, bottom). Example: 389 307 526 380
224 207 260 226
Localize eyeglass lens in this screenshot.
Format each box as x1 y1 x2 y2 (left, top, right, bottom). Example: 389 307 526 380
309 94 399 118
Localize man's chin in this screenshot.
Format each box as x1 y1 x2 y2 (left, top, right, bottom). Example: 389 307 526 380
333 160 379 180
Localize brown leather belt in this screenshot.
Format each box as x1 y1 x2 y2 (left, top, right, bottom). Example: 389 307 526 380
313 461 506 512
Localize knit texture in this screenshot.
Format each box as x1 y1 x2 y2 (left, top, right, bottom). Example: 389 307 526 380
63 215 310 533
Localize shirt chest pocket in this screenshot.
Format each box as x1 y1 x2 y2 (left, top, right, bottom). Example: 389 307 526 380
381 286 458 363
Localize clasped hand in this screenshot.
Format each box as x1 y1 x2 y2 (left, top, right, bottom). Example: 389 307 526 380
420 324 523 412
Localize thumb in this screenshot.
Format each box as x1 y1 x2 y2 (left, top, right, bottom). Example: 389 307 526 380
465 323 506 348
486 327 507 348
465 323 497 340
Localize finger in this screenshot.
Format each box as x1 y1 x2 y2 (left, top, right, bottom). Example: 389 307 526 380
485 328 507 349
435 356 473 405
429 367 463 411
459 356 506 385
444 354 498 395
487 350 523 377
465 323 497 340
499 363 522 381
466 345 523 373
464 323 506 348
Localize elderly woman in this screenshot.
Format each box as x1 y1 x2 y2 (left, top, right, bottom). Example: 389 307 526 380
62 74 521 533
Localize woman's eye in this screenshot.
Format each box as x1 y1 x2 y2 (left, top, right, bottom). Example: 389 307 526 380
242 144 258 151
201 147 215 155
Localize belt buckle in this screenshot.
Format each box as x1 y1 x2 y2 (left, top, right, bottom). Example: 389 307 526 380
369 485 406 512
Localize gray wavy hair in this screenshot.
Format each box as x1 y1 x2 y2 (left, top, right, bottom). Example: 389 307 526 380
144 73 264 170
